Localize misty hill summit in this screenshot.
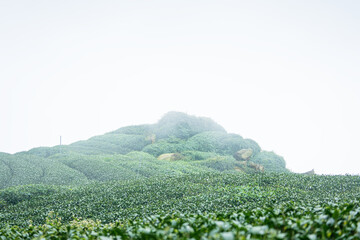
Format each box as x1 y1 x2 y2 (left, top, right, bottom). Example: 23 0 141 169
0 112 287 189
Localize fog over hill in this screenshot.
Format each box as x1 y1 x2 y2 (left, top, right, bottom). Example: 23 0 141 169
0 112 287 189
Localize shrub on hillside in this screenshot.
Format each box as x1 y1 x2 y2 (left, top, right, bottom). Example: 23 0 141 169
186 131 260 155
154 112 226 139
192 156 237 172
0 160 11 189
250 151 288 172
181 151 218 161
157 153 184 161
57 153 137 181
142 138 189 157
0 185 60 205
125 151 157 161
26 146 69 158
69 134 151 155
108 124 153 135
0 154 89 189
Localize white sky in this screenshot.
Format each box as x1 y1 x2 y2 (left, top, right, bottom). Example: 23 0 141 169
1 0 359 175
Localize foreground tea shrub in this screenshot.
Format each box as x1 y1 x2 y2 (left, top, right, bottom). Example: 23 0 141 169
1 202 360 239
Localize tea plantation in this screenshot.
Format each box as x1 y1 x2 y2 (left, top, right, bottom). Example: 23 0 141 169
1 112 359 239
1 173 360 239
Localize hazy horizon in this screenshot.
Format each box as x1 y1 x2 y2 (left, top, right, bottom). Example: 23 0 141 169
1 1 359 175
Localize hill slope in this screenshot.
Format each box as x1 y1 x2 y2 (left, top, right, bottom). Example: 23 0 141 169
0 112 287 189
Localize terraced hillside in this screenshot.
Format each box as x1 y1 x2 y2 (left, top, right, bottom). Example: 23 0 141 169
0 112 287 189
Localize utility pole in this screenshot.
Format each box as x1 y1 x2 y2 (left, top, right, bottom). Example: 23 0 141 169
60 136 62 146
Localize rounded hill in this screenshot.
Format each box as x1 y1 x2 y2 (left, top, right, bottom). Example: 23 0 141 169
0 112 288 189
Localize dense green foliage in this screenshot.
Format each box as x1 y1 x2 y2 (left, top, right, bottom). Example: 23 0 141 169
250 151 287 172
1 172 359 226
0 153 88 189
1 173 360 238
68 134 151 155
142 138 189 157
2 202 360 239
154 112 226 139
186 131 260 155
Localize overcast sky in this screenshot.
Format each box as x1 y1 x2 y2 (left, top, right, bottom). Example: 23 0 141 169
1 0 359 174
